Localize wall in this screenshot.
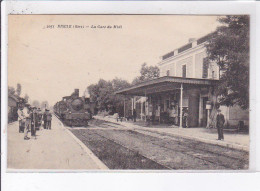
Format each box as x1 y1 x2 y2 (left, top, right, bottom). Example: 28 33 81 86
228 105 249 126
194 51 206 78
176 56 193 77
158 43 219 80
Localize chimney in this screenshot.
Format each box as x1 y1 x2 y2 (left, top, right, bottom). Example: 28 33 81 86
189 38 196 43
74 89 79 97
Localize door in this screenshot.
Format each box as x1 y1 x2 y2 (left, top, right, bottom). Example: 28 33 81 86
202 97 208 127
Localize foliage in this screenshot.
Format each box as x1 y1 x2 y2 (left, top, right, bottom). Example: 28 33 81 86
16 83 22 96
87 63 159 115
8 84 28 106
132 63 160 85
111 78 131 115
206 15 249 109
24 94 29 103
87 78 130 115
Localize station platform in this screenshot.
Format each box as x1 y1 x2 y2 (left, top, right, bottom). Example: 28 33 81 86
7 115 107 170
95 115 249 152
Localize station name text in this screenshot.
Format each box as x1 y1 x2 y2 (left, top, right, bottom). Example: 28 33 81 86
44 24 123 29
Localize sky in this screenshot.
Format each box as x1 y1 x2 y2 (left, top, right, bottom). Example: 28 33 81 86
8 15 220 106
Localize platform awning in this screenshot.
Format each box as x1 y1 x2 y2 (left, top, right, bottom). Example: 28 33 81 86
115 76 218 96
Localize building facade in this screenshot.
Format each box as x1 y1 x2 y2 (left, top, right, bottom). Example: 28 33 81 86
116 34 249 128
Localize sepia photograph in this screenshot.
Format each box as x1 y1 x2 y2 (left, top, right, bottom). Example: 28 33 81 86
7 14 250 171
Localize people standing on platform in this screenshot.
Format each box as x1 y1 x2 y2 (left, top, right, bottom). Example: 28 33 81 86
168 105 177 125
30 107 38 139
133 109 137 122
17 107 25 133
46 110 52 130
37 108 43 130
183 108 189 128
43 109 48 129
216 109 225 140
23 104 31 140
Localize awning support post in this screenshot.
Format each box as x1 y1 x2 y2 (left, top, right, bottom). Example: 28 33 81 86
179 83 183 128
131 98 134 115
145 91 147 122
124 96 126 119
141 100 143 120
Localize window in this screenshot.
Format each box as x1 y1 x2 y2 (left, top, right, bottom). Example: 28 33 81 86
202 58 209 78
182 65 186 78
178 43 192 53
166 70 170 76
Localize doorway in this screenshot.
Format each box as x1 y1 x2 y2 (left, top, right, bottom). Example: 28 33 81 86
202 97 208 127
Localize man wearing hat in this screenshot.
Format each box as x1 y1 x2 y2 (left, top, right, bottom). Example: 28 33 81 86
46 109 52 130
17 106 25 133
43 109 48 129
216 109 225 140
23 104 31 140
37 108 42 130
30 107 38 138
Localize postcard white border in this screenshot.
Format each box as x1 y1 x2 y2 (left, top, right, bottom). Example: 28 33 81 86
1 1 259 191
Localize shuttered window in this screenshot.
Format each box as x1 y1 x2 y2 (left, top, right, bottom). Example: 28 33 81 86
202 58 209 78
182 65 186 78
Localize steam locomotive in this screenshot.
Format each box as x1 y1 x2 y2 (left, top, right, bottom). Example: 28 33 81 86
54 89 94 126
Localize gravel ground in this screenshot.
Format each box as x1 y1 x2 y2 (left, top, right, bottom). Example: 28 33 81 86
70 120 249 170
70 129 168 169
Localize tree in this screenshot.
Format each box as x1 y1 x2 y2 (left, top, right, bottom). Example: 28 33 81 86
87 79 112 111
32 100 40 108
24 94 29 103
97 79 114 111
131 76 143 85
140 63 160 81
206 15 249 109
132 63 160 85
16 83 22 96
112 77 130 91
110 78 131 114
87 78 130 114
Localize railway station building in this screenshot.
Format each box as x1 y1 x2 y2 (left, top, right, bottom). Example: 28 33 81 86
116 34 249 128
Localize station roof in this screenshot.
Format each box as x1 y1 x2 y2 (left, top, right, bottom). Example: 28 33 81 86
115 76 219 96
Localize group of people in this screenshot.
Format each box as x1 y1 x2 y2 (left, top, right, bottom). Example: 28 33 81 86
17 104 52 140
129 106 225 141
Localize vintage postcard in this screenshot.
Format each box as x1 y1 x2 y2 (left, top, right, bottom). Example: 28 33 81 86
7 14 250 171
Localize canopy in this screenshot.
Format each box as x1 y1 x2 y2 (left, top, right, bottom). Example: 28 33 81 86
115 76 218 96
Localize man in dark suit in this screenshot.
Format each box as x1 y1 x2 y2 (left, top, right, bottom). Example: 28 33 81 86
18 107 25 133
46 111 52 130
43 109 48 129
133 109 137 122
30 107 38 139
216 109 225 140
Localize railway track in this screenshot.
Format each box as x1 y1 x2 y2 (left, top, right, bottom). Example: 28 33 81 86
72 129 169 169
136 132 246 170
133 129 249 166
60 117 248 170
89 130 173 170
91 128 248 170
91 122 248 169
